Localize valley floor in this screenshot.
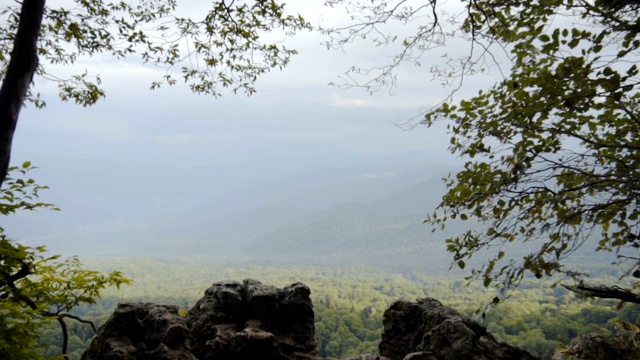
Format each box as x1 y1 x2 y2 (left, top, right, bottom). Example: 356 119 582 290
38 258 639 360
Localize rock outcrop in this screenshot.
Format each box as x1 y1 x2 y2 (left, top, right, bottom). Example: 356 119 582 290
83 279 316 360
83 282 540 360
186 279 317 360
552 334 639 360
379 298 539 360
81 303 195 360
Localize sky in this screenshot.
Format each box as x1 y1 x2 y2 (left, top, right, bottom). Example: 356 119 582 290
5 0 503 256
11 1 485 178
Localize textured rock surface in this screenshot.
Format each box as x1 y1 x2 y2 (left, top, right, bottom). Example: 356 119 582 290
379 297 539 360
83 283 549 360
82 279 316 360
552 334 638 360
81 302 196 360
186 279 317 360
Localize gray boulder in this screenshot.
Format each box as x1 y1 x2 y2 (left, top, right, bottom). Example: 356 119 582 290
81 302 195 360
379 298 539 360
185 279 317 360
82 279 317 360
552 334 639 360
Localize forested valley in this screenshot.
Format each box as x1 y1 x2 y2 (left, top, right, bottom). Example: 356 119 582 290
35 258 640 360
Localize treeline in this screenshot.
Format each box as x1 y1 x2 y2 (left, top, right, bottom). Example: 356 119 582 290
35 258 639 359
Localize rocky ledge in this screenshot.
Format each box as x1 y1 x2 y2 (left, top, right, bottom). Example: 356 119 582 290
82 279 538 360
379 298 538 360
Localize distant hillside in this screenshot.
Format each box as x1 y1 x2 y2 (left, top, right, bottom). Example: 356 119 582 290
242 173 618 276
3 152 458 258
244 174 465 274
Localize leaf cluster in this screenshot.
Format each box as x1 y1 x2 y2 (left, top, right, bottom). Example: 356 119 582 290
0 162 58 227
323 0 640 302
0 165 131 359
423 0 640 298
0 0 310 107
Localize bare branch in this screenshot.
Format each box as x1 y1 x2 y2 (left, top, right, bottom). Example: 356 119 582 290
562 283 640 304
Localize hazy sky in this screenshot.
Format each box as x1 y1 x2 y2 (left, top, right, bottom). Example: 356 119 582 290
3 0 516 258
13 0 489 172
6 1 504 255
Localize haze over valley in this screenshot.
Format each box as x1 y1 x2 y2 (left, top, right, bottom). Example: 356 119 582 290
4 149 468 273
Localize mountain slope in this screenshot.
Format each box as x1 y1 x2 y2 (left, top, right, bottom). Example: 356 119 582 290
244 174 462 274
3 153 456 257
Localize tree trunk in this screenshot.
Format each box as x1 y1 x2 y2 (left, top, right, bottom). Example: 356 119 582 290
0 0 45 189
57 316 69 359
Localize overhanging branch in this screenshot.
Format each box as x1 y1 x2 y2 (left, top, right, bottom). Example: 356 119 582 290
562 283 640 304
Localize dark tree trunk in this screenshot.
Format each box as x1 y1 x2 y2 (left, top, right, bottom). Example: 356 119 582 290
51 313 98 359
0 0 45 189
57 316 69 359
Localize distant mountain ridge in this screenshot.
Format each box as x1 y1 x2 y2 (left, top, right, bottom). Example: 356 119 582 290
244 174 458 274
5 149 615 276
3 152 459 261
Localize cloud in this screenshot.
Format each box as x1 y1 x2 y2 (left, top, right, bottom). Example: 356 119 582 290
363 172 396 178
148 133 243 146
330 94 377 108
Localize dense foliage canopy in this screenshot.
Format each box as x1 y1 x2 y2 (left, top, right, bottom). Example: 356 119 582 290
70 258 640 359
325 0 640 302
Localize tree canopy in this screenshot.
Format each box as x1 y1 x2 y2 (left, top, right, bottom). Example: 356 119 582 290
324 0 640 302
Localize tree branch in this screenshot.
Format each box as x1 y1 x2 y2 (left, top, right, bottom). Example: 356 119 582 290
41 311 98 358
57 315 69 359
58 312 98 333
562 283 640 304
1 261 38 310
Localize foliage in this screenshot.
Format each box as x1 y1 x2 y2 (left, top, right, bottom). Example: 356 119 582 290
323 0 640 301
0 0 310 106
53 257 640 359
0 165 131 359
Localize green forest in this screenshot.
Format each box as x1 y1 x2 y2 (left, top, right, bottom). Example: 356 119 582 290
34 258 640 359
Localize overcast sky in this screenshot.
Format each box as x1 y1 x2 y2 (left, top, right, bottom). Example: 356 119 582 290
4 0 509 254
2 0 627 279
13 0 492 171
